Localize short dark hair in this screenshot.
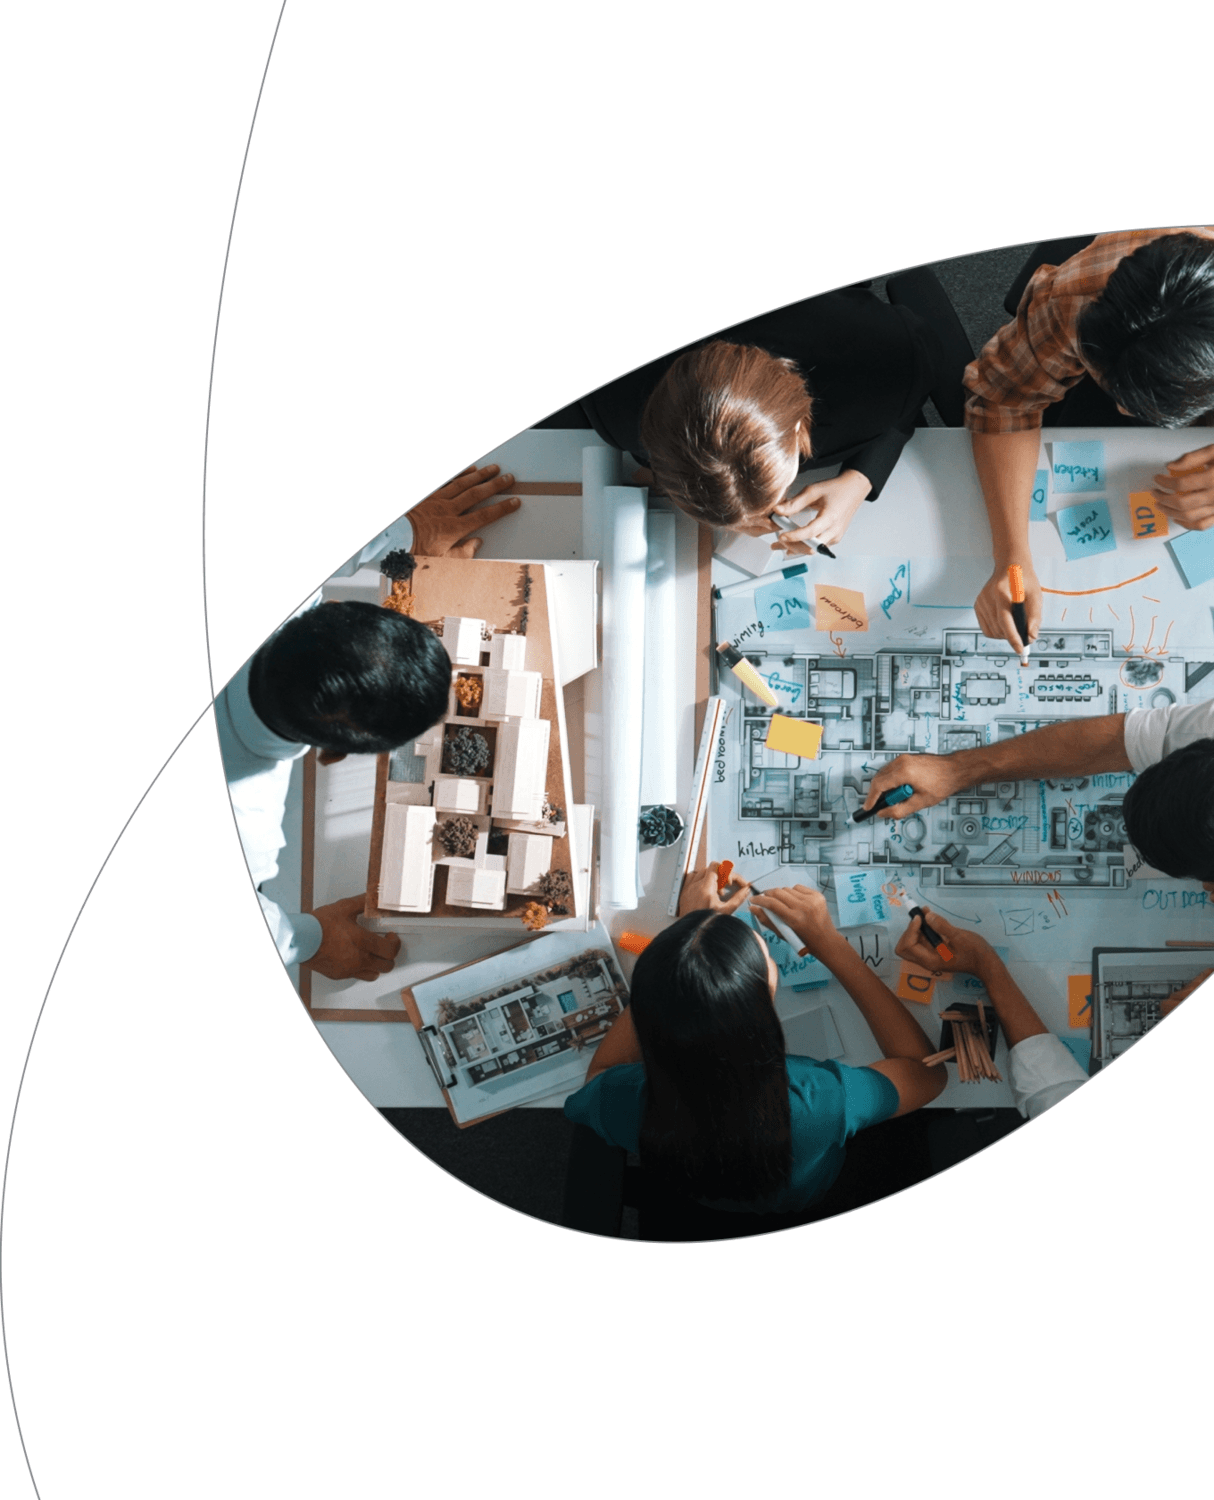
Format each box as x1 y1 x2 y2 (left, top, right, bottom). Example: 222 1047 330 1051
247 600 451 754
1078 232 1214 427
640 340 813 527
629 909 791 1204
1122 737 1214 881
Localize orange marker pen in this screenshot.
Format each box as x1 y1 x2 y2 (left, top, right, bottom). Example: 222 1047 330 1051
617 931 652 955
909 906 954 963
717 860 734 893
1007 565 1030 665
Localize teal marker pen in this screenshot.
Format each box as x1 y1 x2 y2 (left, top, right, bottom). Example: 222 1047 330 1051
852 783 914 824
713 562 809 600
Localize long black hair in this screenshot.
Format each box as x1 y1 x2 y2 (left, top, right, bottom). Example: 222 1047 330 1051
630 909 792 1203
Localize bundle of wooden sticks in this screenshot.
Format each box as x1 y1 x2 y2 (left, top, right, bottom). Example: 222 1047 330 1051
921 1003 1003 1083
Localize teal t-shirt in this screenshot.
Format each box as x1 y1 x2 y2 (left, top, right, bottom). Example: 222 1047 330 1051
564 1055 899 1215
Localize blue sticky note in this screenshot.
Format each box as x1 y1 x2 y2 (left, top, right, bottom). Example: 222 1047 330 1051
1059 1035 1091 1072
832 868 896 929
755 572 811 631
1050 440 1105 494
1057 499 1117 561
1030 469 1049 521
1168 527 1214 589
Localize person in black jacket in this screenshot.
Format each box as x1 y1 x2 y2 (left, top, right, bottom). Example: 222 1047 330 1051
582 287 945 550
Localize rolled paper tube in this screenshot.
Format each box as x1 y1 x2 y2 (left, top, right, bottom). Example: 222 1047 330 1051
583 448 647 908
640 509 678 806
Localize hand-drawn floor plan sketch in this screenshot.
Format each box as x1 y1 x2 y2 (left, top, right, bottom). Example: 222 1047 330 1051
734 628 1191 892
708 547 1214 1088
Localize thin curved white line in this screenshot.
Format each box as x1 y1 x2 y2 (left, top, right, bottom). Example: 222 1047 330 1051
2 5 289 1494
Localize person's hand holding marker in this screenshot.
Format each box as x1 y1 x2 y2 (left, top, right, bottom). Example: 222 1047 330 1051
678 861 752 917
769 468 873 552
974 557 1042 657
861 753 967 820
750 884 842 961
895 907 994 980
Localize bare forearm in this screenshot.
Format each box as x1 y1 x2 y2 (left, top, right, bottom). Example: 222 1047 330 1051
974 955 1048 1049
585 1006 642 1080
972 430 1042 564
820 938 937 1060
943 713 1131 790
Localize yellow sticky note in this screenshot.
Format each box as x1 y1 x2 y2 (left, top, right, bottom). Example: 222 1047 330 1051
896 962 937 1004
764 714 823 759
1068 973 1093 1028
815 585 869 632
1129 492 1169 540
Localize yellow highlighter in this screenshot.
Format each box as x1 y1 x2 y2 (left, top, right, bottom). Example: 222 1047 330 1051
717 640 779 707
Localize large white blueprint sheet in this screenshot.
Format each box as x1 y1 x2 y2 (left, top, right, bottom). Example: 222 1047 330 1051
708 430 1214 1104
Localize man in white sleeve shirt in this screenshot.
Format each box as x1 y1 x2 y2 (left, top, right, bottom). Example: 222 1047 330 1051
216 464 520 982
866 697 1214 1114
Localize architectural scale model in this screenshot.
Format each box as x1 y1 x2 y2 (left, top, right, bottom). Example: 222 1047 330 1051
377 619 561 914
731 630 1193 892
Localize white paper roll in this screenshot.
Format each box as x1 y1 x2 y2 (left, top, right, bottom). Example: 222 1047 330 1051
582 446 647 909
640 509 678 806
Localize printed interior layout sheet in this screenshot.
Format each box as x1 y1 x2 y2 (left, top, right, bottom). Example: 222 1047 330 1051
708 433 1214 1098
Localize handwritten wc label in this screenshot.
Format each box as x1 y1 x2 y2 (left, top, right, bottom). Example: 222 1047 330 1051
1128 491 1169 540
755 572 811 629
1057 499 1117 561
1050 440 1105 494
1030 468 1049 522
815 584 869 632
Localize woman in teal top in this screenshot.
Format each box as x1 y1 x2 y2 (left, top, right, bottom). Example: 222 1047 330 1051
564 868 948 1215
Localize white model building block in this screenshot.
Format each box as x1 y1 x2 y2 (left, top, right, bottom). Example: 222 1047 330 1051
506 832 553 894
481 667 542 721
489 632 528 671
378 804 437 912
445 832 508 910
434 777 487 814
443 616 486 666
492 717 550 821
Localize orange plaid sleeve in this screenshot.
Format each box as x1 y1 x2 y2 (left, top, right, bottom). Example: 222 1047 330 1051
963 229 1214 434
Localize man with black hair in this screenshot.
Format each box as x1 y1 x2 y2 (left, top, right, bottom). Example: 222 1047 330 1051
217 464 519 982
863 696 1214 892
963 228 1214 653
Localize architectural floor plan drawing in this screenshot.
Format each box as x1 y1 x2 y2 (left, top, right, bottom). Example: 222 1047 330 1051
708 548 1214 1066
734 628 1190 892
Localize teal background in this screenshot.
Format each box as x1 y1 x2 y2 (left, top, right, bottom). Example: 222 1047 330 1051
4 0 1206 1494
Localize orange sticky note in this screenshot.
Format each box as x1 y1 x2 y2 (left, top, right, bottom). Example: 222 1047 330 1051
1068 973 1093 1028
896 962 938 1004
764 714 823 759
814 585 869 632
1129 492 1169 540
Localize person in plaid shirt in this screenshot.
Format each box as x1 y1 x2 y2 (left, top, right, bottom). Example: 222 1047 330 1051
963 228 1214 652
